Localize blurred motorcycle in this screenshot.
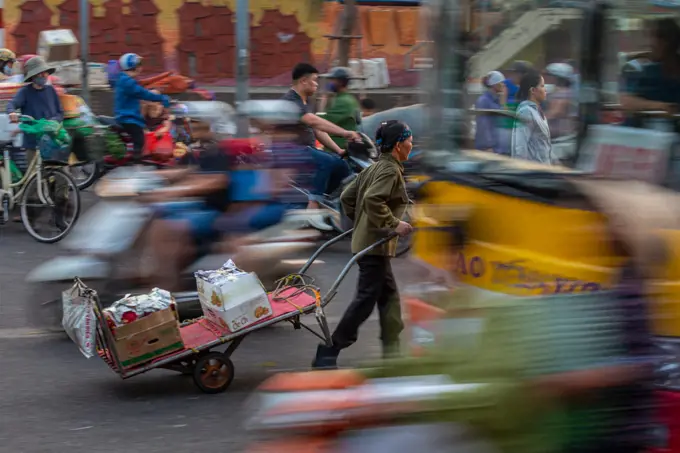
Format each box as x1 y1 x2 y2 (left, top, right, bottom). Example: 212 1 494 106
25 166 322 331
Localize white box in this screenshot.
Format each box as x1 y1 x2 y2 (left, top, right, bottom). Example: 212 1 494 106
53 60 109 87
348 59 390 89
38 29 79 63
196 272 273 332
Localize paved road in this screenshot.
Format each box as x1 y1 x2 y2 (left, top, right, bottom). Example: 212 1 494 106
0 191 420 453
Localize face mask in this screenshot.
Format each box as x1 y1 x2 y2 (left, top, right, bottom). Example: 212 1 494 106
326 82 338 93
33 76 47 87
3 66 12 76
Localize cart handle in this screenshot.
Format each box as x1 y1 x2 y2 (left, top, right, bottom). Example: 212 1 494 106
322 232 400 306
298 228 354 275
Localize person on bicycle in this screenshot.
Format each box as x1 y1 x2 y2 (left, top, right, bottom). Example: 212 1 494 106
312 120 414 369
114 53 171 165
7 56 63 155
281 63 361 211
0 49 16 81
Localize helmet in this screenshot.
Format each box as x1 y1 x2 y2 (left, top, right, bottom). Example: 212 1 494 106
505 60 533 75
119 53 143 71
324 66 352 81
0 49 16 63
545 62 575 81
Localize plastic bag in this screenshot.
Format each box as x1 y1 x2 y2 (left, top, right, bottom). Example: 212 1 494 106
144 130 174 161
37 134 71 162
62 280 98 359
104 288 174 327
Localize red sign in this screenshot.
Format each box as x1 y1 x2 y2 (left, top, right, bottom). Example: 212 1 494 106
594 143 667 182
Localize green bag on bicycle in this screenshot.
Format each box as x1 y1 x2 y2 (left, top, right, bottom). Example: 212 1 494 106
20 119 72 162
63 117 94 138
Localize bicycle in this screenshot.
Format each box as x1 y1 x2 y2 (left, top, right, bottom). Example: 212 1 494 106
0 115 81 243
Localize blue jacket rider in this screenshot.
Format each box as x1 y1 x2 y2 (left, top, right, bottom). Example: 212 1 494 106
114 52 170 164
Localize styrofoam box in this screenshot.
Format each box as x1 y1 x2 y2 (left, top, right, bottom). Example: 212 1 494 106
196 272 273 333
348 59 390 89
53 60 109 87
38 29 79 63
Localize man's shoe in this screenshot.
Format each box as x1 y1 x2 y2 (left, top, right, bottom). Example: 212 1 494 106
312 343 339 369
382 342 401 360
307 213 334 232
284 209 334 232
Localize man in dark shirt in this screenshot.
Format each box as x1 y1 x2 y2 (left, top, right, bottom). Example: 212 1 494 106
281 63 361 210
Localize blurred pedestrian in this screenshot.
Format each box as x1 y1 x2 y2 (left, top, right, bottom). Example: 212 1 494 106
544 62 577 138
511 69 553 164
360 98 377 118
500 61 533 148
503 60 533 105
474 70 509 154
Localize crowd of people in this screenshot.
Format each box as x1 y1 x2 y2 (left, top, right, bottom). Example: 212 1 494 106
474 59 579 165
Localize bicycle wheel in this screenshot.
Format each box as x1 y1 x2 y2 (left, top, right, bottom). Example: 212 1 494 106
66 161 100 190
21 168 81 243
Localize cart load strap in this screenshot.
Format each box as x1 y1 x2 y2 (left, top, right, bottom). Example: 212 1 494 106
270 273 321 313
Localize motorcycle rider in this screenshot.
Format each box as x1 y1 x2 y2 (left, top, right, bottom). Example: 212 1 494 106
282 63 361 211
0 49 16 81
321 66 361 151
141 144 231 291
114 53 171 165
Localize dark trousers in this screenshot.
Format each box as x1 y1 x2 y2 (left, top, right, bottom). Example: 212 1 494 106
331 255 404 352
307 147 351 203
120 123 145 164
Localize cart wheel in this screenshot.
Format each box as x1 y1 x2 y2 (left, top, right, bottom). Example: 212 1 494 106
192 352 235 394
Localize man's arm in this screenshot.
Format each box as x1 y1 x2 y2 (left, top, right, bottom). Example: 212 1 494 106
6 88 26 115
363 171 401 230
340 177 359 221
619 93 672 113
315 130 344 154
302 112 353 138
144 173 228 201
126 78 171 107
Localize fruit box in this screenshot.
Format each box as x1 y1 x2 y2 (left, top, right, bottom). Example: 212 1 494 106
196 272 273 333
110 306 184 369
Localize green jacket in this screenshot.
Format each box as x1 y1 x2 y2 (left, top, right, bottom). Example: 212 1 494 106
324 91 360 150
341 153 408 256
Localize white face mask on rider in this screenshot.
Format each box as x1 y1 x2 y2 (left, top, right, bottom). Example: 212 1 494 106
3 65 12 76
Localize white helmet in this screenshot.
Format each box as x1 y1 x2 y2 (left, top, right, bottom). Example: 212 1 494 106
545 62 575 81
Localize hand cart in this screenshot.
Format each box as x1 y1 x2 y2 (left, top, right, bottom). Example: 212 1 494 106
90 229 398 394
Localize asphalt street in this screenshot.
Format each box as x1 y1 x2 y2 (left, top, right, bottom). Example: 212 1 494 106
0 191 419 453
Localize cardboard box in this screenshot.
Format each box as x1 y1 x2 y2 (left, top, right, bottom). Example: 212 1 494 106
196 272 273 333
38 29 79 63
111 306 184 369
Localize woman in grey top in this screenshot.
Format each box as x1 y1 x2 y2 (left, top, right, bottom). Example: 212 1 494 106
511 70 553 164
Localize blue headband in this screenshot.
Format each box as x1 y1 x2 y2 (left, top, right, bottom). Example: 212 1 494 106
376 127 411 147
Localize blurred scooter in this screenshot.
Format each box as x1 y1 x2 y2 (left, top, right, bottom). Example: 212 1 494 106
25 166 325 331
